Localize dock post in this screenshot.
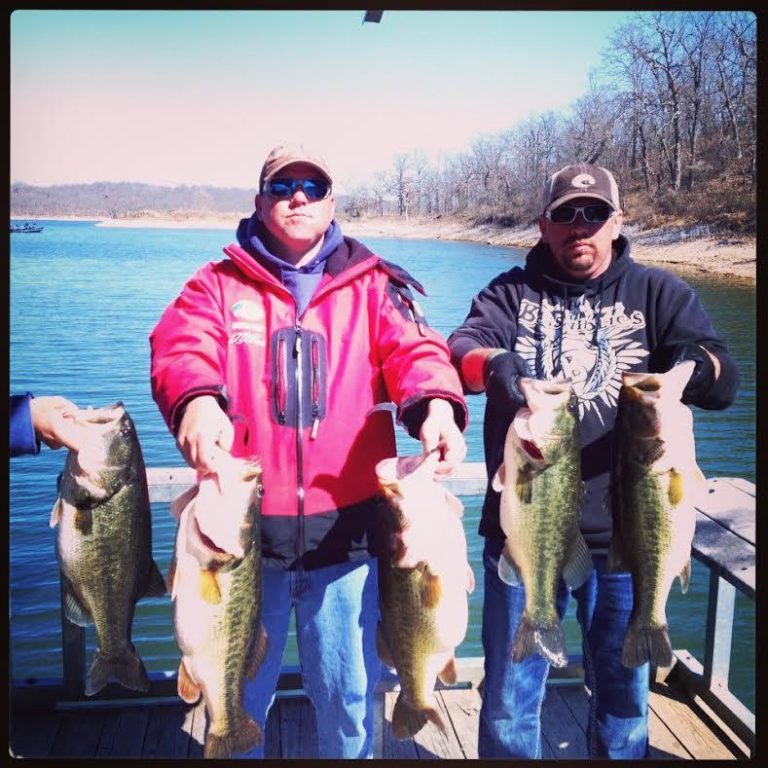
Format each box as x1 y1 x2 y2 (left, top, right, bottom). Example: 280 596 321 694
702 570 735 689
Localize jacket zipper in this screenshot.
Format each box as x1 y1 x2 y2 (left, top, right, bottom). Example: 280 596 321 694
293 322 305 567
310 337 321 440
276 337 287 424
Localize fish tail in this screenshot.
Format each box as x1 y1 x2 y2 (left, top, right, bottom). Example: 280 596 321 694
204 717 262 759
622 624 673 668
512 614 568 668
85 646 149 696
391 694 446 739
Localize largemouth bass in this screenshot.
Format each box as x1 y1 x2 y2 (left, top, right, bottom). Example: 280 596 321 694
376 450 475 739
169 457 267 759
50 402 166 696
493 378 592 668
608 361 704 668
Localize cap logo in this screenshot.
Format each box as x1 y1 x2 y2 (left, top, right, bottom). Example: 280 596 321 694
571 173 597 190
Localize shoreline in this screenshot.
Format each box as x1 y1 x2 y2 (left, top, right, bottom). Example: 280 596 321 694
15 212 756 282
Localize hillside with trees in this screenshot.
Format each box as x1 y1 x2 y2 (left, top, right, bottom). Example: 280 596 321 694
343 11 755 236
11 12 755 238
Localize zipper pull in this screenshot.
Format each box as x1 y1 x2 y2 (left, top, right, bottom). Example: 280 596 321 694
293 325 303 357
310 417 320 440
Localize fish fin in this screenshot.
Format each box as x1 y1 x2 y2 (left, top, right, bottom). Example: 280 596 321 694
496 547 522 586
562 531 593 589
246 625 269 679
491 464 506 493
62 577 93 627
167 555 178 598
170 485 198 522
49 498 63 528
143 559 168 598
678 559 692 594
419 566 442 609
85 646 149 696
177 659 202 704
376 622 396 668
512 614 568 668
74 506 93 535
622 624 673 668
205 717 262 759
667 468 685 507
198 568 222 604
444 488 465 517
466 563 476 594
392 695 446 739
437 656 458 685
515 471 532 505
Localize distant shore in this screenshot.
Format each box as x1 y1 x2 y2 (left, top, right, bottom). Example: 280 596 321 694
17 212 756 283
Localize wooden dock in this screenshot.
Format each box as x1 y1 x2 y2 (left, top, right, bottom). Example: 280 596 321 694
8 670 751 759
9 470 755 759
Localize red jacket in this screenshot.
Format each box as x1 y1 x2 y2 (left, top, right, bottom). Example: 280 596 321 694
150 235 467 569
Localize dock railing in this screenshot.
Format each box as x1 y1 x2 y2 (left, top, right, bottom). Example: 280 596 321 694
18 465 755 754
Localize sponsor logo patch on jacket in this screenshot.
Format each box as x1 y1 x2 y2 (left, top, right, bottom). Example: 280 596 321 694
230 300 266 346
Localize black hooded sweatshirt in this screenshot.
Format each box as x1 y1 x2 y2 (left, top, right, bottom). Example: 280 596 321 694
448 234 739 552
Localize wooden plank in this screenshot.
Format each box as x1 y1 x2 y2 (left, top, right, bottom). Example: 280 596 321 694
105 706 151 757
691 511 754 596
142 702 190 757
278 697 318 758
440 688 481 759
381 691 419 759
713 477 756 500
648 707 691 759
695 479 755 543
410 690 465 758
264 698 282 758
50 709 105 756
541 687 588 758
557 684 590 730
648 678 739 760
94 708 123 756
9 710 61 757
186 699 206 758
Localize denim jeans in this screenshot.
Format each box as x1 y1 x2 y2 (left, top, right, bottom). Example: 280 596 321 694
235 558 381 759
479 537 650 759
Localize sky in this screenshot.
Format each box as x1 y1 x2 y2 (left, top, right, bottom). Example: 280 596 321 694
10 9 635 193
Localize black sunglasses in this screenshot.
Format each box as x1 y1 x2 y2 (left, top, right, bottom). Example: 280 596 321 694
264 178 331 201
546 204 616 224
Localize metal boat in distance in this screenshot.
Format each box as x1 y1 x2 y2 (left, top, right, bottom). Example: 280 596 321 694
10 222 44 233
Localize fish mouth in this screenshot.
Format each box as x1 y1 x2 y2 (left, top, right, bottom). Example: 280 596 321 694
76 402 126 426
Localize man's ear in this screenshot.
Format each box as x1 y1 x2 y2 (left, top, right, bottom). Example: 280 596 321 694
611 210 624 240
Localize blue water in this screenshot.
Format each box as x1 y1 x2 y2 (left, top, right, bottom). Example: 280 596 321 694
9 220 755 711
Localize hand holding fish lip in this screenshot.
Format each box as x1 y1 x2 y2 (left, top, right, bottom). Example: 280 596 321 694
418 398 466 474
28 396 85 451
176 395 235 473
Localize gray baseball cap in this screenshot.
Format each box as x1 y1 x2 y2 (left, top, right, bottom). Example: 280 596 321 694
542 163 620 212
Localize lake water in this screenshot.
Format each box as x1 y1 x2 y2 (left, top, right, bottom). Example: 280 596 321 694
9 220 755 711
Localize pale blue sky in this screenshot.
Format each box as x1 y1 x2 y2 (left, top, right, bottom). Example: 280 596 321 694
11 9 634 192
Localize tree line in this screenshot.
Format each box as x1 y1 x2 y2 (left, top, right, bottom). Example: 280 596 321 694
344 11 756 234
10 181 256 219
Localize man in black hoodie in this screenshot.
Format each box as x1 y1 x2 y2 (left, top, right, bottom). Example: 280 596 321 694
448 163 739 759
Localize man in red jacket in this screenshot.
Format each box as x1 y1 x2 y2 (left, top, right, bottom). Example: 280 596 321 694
150 143 468 758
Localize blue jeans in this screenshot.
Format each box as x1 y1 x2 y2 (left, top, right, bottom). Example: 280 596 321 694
479 538 650 759
235 558 381 759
